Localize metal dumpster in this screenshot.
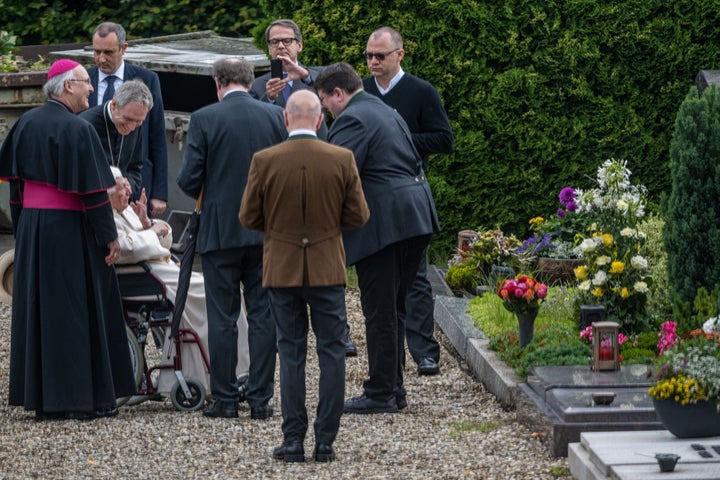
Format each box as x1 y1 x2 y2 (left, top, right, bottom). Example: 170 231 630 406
0 31 270 232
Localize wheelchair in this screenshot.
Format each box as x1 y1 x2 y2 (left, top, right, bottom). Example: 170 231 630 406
116 261 209 411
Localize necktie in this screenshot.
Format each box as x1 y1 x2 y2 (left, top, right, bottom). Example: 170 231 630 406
103 75 117 103
281 73 292 102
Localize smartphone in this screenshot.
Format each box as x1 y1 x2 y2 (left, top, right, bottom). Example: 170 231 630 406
270 59 283 79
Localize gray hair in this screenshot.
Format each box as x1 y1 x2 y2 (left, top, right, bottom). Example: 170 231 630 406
113 80 153 110
94 22 127 45
42 68 77 99
213 57 254 88
264 19 303 43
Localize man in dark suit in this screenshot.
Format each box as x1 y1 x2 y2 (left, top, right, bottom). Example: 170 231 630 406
240 90 369 462
315 63 440 414
362 26 454 376
177 57 287 420
86 22 168 217
249 19 330 143
79 80 153 196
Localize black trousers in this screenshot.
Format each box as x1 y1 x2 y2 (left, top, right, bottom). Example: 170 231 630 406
400 251 441 364
354 234 432 400
201 247 275 407
269 286 346 445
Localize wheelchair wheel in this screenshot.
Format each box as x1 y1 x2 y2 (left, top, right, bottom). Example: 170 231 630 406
170 378 206 411
117 324 144 407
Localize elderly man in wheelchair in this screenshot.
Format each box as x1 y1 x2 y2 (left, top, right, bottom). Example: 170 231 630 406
109 173 249 410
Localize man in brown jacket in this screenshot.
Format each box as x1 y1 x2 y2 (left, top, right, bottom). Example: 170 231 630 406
240 90 369 463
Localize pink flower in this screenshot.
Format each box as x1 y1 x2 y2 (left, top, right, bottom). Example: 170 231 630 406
657 321 678 354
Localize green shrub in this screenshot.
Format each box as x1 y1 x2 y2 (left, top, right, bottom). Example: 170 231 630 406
640 214 672 321
665 85 720 326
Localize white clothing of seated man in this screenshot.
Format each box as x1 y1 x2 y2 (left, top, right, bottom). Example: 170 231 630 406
109 174 249 394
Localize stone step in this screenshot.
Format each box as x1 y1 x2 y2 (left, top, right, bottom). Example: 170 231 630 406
569 431 720 479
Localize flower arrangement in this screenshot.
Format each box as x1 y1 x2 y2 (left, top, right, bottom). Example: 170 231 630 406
579 325 629 346
571 159 651 333
497 274 548 315
648 329 720 410
446 229 521 293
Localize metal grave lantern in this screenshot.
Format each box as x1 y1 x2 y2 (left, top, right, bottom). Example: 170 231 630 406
591 321 620 371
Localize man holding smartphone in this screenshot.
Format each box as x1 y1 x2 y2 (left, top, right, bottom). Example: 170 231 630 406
250 19 323 108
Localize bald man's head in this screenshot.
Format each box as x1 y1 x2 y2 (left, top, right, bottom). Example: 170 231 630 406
284 90 323 132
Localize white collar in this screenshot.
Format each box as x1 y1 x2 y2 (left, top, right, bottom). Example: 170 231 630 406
289 129 317 137
375 68 405 95
99 62 125 82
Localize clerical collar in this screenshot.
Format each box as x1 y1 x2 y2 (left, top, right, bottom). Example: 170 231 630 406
375 68 405 95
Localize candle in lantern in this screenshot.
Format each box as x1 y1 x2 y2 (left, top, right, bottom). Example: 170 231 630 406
599 345 614 361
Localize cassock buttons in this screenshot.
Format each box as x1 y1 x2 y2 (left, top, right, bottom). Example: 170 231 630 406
302 237 309 246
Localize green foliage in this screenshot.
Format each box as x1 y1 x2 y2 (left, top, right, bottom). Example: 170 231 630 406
0 1 262 45
515 343 591 379
268 0 720 257
0 30 17 55
665 85 720 317
640 214 672 321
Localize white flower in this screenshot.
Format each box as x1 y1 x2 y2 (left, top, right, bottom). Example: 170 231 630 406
579 280 592 291
620 227 634 237
592 270 607 285
630 255 648 269
596 255 611 266
633 281 648 293
616 199 629 213
580 238 598 253
703 317 720 334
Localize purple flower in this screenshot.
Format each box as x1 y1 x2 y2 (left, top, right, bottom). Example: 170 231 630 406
559 187 575 206
566 201 578 213
557 208 566 219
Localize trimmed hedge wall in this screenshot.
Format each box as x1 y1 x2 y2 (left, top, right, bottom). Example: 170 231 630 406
7 1 720 259
258 0 720 257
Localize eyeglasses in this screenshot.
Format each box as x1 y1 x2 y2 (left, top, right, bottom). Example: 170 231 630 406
268 37 297 47
68 78 91 85
363 48 400 61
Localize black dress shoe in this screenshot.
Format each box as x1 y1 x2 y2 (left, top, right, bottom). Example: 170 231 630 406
65 407 119 421
418 357 440 376
344 333 357 357
314 444 335 462
35 411 65 421
343 394 398 414
396 393 407 410
203 399 238 418
272 441 305 462
250 403 273 420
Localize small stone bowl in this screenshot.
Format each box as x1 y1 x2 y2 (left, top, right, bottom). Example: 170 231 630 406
591 391 616 406
655 453 680 472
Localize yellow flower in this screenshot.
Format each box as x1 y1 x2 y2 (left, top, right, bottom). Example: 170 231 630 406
591 287 604 297
620 287 630 298
529 216 544 225
574 265 588 280
601 233 613 246
610 261 624 274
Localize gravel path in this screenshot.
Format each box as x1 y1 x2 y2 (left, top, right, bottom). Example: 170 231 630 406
0 290 571 479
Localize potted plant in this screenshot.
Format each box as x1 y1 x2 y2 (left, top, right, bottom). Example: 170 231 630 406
647 321 720 438
497 274 548 348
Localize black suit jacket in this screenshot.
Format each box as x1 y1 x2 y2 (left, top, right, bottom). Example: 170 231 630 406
176 91 288 253
328 92 440 265
87 63 168 202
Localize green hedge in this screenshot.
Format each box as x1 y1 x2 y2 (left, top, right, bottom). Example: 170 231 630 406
7 0 720 261
260 0 720 258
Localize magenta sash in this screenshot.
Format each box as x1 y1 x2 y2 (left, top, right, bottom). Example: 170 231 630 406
22 181 85 211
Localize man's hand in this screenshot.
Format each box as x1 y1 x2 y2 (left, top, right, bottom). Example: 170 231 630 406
130 188 152 229
278 55 310 81
106 239 121 266
149 198 167 217
150 221 170 238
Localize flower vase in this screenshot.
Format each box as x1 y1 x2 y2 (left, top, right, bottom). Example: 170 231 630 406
653 398 720 438
516 310 538 349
